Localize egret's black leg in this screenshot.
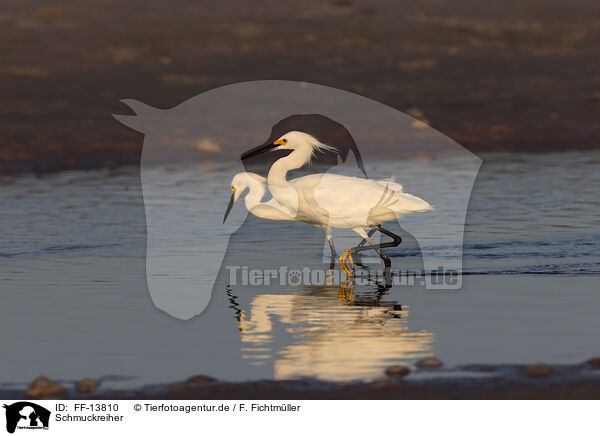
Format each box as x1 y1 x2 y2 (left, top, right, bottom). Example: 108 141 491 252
356 228 376 248
328 256 336 270
326 233 338 270
353 228 376 266
347 225 402 284
327 233 337 257
374 225 403 249
348 226 402 260
352 237 391 267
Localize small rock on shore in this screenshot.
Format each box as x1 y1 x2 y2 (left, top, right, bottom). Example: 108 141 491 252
385 365 410 379
76 378 98 394
416 358 443 369
26 375 67 399
522 363 555 377
187 375 216 384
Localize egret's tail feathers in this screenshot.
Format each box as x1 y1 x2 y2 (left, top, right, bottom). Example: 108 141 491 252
395 193 434 213
366 188 433 225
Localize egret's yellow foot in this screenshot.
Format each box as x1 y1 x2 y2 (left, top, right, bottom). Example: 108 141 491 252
338 251 347 275
339 249 355 276
338 277 354 302
344 250 355 274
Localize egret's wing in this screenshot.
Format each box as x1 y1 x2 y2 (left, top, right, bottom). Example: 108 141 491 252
299 174 431 221
309 176 399 218
375 178 404 192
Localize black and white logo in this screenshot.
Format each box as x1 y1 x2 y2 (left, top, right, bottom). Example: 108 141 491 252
3 402 50 434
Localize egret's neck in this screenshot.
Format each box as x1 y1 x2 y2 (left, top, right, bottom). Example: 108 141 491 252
268 149 309 188
243 179 267 211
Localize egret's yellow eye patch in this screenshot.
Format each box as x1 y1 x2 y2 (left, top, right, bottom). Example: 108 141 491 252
231 186 236 192
274 138 288 146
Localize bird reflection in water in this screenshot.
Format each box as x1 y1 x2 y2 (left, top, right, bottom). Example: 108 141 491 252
225 272 434 382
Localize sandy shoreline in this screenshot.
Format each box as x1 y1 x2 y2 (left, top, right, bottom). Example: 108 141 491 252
4 360 600 400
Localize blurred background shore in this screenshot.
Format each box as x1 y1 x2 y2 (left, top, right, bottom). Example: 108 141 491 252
1 0 599 174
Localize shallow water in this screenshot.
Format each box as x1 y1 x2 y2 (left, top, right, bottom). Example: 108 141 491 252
1 151 599 388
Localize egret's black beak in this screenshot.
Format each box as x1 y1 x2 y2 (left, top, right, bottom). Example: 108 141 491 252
223 191 235 223
241 142 278 160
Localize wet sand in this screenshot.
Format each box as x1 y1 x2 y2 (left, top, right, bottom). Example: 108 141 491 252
1 0 600 174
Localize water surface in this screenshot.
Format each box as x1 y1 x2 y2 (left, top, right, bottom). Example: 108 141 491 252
1 151 599 388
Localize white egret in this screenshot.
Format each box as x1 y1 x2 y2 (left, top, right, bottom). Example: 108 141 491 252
240 131 433 275
223 172 296 224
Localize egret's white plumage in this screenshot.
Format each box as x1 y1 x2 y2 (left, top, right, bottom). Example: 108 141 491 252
273 172 431 228
226 172 295 222
229 130 433 274
265 131 432 230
